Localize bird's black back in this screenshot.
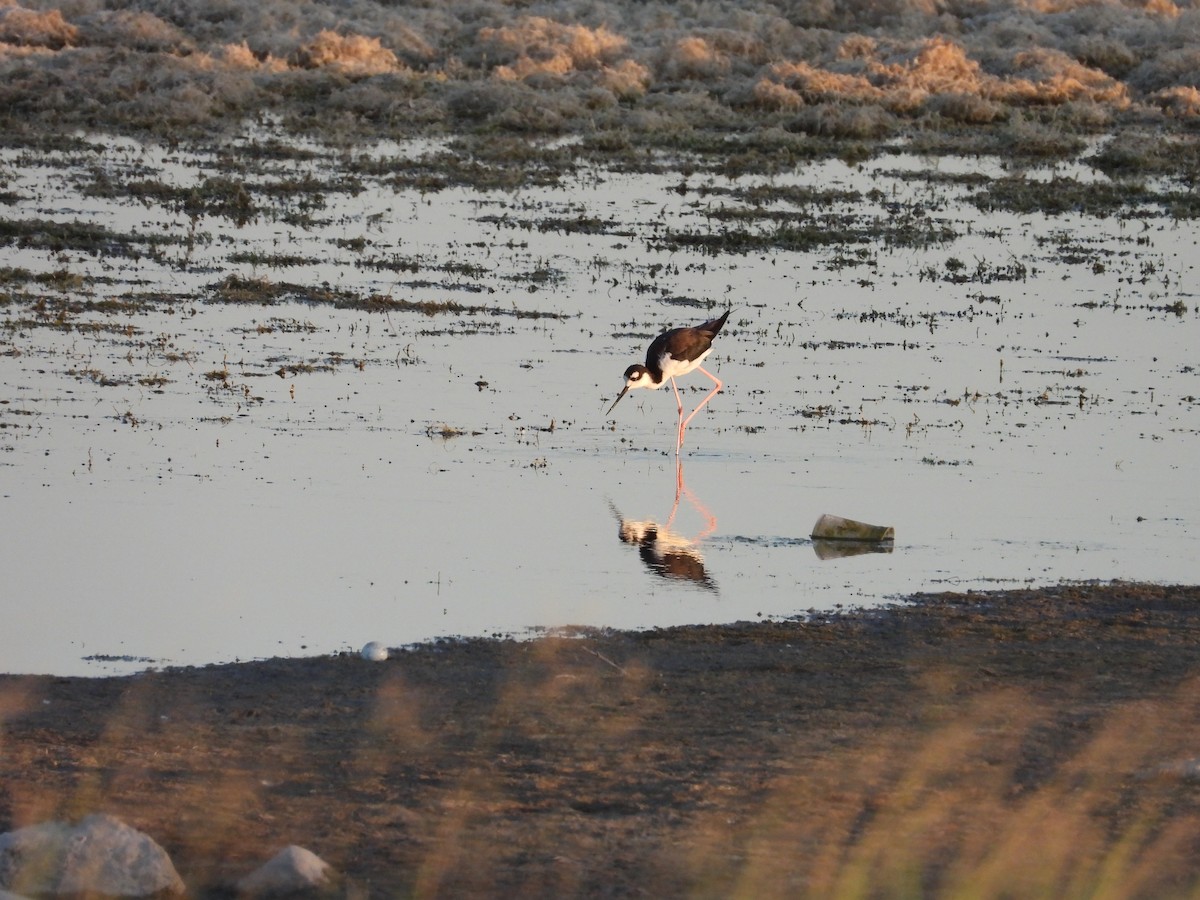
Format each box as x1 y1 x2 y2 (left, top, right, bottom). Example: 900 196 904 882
644 309 731 372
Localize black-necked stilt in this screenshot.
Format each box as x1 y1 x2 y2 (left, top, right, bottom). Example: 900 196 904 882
607 309 730 452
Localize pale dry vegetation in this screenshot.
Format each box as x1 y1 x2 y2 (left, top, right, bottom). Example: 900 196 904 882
0 0 1198 166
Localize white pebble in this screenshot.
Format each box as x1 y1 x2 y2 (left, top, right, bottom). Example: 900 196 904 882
360 641 388 661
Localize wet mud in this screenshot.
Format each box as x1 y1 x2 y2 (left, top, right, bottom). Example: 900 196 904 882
2 582 1200 896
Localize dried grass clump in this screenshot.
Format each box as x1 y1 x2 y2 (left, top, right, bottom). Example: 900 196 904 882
970 12 1058 58
788 103 896 139
764 60 881 104
660 35 731 81
1058 98 1115 129
1128 46 1200 94
1151 85 1200 117
596 58 651 100
444 80 537 124
893 38 984 94
756 38 994 118
319 75 416 123
0 39 262 133
216 41 256 69
214 41 285 73
489 99 571 133
472 16 646 105
924 90 1006 123
101 52 262 128
994 110 1087 157
139 82 220 126
635 89 741 134
0 52 65 115
742 77 806 111
0 2 78 49
373 23 437 70
289 30 401 78
726 683 1200 899
1090 132 1193 175
79 9 191 53
693 27 771 71
1139 0 1181 17
1014 0 1175 12
479 17 627 78
998 47 1129 106
475 15 633 88
0 40 46 63
836 34 878 62
1068 34 1139 79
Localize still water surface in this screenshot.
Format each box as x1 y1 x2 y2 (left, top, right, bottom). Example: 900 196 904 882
2 136 1196 674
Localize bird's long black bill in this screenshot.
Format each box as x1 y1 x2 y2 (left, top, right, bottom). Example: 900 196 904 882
606 386 630 416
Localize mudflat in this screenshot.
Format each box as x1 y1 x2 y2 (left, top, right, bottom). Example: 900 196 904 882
2 582 1199 897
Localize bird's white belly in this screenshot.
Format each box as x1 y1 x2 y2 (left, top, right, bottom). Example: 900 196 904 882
656 346 711 382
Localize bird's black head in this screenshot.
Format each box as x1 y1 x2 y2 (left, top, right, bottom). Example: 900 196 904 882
607 364 654 415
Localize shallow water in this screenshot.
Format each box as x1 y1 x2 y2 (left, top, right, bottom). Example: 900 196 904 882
1 134 1197 675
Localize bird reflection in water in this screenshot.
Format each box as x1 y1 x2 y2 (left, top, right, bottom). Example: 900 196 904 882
610 461 717 591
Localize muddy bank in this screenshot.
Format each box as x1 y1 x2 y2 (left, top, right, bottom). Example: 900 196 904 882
1 581 1199 897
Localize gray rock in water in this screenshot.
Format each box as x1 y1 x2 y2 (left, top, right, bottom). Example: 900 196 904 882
0 814 184 897
237 845 332 896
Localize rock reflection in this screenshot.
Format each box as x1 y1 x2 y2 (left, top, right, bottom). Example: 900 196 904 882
811 538 895 560
611 462 717 591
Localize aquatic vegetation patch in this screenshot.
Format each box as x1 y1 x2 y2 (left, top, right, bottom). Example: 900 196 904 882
918 256 1029 285
505 263 565 289
209 275 295 305
68 366 132 387
1034 231 1113 270
81 168 353 225
233 317 321 335
1073 296 1190 318
171 176 259 224
426 422 471 439
357 253 494 285
272 361 336 377
1089 134 1200 182
227 250 321 268
475 211 632 239
207 274 564 319
921 456 973 466
0 266 87 291
970 175 1196 218
0 217 179 256
655 206 957 255
371 143 579 191
718 183 864 209
1 293 164 333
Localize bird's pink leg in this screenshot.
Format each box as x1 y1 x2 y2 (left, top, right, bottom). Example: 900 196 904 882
677 366 722 451
670 377 686 451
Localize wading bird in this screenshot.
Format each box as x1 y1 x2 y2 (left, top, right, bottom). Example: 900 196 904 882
606 309 730 452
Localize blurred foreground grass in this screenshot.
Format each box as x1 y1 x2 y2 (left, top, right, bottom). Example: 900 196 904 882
1 583 1198 897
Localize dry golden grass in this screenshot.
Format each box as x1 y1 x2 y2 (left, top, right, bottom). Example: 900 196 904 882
1 0 1198 154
